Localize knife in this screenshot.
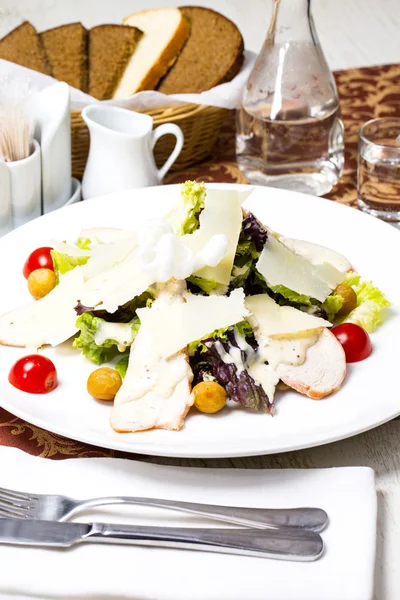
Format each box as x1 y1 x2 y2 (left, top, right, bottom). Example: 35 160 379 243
0 518 324 561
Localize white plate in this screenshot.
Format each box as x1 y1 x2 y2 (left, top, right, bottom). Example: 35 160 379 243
0 183 399 458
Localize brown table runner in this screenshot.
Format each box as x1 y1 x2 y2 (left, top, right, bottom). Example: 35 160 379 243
1 63 399 459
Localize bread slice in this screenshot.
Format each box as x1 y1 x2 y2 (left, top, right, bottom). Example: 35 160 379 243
89 24 143 100
158 7 244 94
113 8 190 99
0 21 50 74
40 23 88 92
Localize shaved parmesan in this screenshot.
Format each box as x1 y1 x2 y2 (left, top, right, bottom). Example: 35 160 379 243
82 235 138 281
137 288 248 359
313 263 345 289
245 293 331 338
182 190 242 285
0 268 85 348
80 248 153 313
51 240 91 258
80 227 134 245
256 235 332 302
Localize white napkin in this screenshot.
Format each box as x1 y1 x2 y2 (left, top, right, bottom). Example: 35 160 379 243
0 447 376 600
0 51 257 111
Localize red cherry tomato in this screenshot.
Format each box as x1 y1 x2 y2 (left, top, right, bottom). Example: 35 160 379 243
8 355 58 394
331 323 372 363
23 247 54 279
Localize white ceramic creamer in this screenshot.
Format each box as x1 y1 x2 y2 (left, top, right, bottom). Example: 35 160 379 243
81 105 184 199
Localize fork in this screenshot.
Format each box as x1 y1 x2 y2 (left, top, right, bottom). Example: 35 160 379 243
0 486 328 531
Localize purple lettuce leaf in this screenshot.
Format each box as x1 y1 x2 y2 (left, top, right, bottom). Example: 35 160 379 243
191 331 274 415
239 213 268 253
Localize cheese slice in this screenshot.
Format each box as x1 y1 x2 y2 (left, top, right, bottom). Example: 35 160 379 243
79 227 135 245
80 248 153 313
82 235 138 281
0 267 85 348
182 190 242 285
51 240 91 258
256 235 332 302
245 293 331 338
137 287 248 359
313 262 345 289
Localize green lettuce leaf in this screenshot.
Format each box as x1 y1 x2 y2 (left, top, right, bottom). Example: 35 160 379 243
75 237 92 250
188 320 252 356
73 313 140 365
321 292 344 321
51 250 89 282
339 272 390 332
269 284 313 306
186 275 220 295
115 356 129 379
167 180 206 236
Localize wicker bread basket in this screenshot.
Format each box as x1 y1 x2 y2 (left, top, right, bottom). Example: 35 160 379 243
71 103 229 179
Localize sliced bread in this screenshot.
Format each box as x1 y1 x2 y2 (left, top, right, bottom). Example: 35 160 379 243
114 7 190 99
41 23 88 92
158 6 244 94
0 21 50 74
89 24 143 100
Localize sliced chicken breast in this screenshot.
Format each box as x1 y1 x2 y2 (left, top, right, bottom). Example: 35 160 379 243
280 238 353 273
110 280 194 432
275 329 346 399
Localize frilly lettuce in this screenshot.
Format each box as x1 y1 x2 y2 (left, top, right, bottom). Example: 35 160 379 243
73 313 140 365
339 272 390 332
190 328 274 414
115 356 129 378
167 180 206 236
230 214 268 290
75 237 92 250
321 292 344 321
51 250 89 282
188 320 253 356
186 275 219 295
269 284 313 306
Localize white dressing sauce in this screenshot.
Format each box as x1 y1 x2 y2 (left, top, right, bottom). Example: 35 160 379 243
215 341 245 375
248 362 280 401
212 329 319 402
94 321 135 353
137 219 228 282
259 333 320 371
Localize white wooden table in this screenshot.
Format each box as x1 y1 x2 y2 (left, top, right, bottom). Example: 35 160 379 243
1 1 400 597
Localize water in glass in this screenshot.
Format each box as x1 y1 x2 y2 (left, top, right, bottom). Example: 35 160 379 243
358 118 400 223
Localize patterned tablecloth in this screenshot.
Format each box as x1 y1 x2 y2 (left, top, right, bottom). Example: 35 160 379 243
1 63 399 460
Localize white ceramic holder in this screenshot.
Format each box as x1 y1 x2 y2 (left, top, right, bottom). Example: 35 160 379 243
81 105 184 199
0 161 12 237
0 139 42 231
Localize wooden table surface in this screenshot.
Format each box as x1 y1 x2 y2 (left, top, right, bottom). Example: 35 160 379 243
1 1 400 598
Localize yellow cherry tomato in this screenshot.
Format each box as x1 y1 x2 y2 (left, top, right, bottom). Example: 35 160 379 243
192 381 227 414
27 268 56 299
87 367 122 401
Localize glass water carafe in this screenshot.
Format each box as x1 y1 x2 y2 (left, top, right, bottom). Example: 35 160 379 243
236 0 344 195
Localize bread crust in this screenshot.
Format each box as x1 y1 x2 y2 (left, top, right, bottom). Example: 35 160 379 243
157 6 244 94
0 21 51 75
122 8 190 93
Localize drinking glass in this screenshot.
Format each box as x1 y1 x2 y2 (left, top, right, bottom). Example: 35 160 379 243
358 117 400 224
